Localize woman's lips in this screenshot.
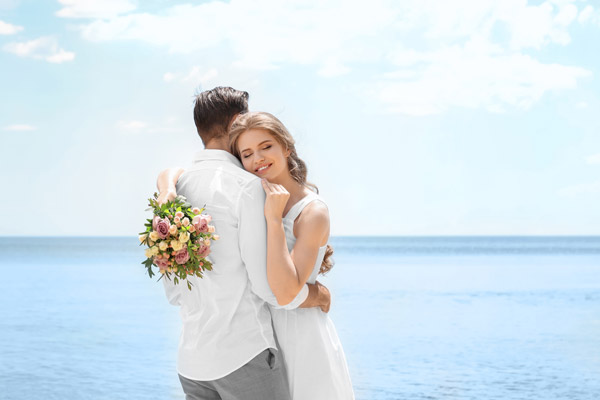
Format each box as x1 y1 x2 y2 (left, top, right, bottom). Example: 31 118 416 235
255 163 272 174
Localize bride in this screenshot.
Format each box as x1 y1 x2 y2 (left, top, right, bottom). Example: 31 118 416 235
159 111 354 400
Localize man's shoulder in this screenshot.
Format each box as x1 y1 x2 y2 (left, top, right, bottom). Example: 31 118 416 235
180 161 261 191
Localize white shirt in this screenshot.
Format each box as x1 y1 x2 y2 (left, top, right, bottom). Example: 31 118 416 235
162 149 309 381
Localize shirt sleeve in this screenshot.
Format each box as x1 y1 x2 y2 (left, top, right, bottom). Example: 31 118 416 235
272 283 309 310
238 178 308 309
238 178 279 306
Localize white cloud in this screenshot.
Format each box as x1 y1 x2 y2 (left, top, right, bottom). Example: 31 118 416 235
317 58 350 77
0 19 23 34
163 67 219 88
73 0 591 115
3 36 75 63
559 181 600 197
163 72 176 83
586 153 600 165
78 1 396 67
183 67 218 85
3 124 36 131
56 0 136 19
376 38 591 115
116 120 147 132
578 5 596 24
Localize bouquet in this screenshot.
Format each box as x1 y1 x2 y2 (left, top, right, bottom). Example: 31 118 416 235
139 193 219 290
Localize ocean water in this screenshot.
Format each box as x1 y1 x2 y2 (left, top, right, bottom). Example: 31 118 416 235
1 236 600 400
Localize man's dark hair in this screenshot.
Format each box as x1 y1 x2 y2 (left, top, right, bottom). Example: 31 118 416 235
193 86 249 144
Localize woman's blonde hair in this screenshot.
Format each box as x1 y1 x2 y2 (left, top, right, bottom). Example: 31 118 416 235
229 111 334 274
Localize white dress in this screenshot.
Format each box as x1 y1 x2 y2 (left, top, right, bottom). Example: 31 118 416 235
270 192 355 400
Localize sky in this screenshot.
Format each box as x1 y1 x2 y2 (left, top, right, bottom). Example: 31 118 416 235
1 0 600 236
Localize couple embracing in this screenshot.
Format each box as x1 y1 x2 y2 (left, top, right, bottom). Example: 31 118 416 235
156 86 354 400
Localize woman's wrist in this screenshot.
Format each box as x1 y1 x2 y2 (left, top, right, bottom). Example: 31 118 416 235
266 216 284 226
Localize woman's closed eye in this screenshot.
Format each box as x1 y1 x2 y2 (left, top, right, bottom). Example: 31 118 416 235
242 152 253 159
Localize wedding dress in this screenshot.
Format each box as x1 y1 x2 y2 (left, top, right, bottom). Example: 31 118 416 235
270 192 355 400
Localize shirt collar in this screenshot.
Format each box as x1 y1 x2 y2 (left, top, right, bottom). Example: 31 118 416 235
193 149 243 168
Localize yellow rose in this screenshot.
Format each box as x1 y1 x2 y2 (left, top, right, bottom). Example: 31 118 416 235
150 246 160 256
159 241 169 251
212 235 220 240
145 248 153 258
149 231 159 241
179 232 190 243
204 239 211 246
171 240 183 251
208 225 215 233
139 233 148 243
169 225 178 236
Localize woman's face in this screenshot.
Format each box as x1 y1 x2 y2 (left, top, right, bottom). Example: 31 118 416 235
237 128 290 181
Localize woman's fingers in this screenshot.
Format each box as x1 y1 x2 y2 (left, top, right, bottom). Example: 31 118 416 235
261 179 274 194
262 179 289 199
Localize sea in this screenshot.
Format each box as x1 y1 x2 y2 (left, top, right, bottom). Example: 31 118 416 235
1 236 599 400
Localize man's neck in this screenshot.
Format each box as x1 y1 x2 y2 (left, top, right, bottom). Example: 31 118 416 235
204 137 230 151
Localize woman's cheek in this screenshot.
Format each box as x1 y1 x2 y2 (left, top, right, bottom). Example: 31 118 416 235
242 157 252 172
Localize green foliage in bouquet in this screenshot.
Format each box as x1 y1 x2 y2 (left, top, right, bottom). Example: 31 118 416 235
139 193 219 290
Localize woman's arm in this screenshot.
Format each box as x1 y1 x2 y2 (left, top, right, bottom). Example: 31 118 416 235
262 180 330 306
156 167 185 205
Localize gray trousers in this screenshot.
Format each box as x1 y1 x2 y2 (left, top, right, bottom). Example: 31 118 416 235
178 348 291 400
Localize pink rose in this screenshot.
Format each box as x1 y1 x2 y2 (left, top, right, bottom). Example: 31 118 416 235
174 248 190 265
175 211 184 219
153 256 170 271
152 215 161 230
192 215 210 233
154 217 171 239
196 242 211 258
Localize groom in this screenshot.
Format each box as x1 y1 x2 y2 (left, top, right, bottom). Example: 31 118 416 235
157 86 331 400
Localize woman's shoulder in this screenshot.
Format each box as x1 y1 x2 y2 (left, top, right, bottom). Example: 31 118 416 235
295 198 329 230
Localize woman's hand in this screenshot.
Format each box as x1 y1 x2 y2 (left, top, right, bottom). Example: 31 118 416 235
261 179 290 222
157 188 177 205
156 167 184 205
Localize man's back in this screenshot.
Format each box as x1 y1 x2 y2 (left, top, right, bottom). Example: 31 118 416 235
163 149 278 381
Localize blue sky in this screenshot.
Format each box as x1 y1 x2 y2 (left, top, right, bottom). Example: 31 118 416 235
1 0 599 236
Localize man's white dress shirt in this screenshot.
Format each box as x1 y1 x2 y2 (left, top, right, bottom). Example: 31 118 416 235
162 149 309 381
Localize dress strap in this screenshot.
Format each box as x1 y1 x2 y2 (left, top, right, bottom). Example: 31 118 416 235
284 192 321 222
